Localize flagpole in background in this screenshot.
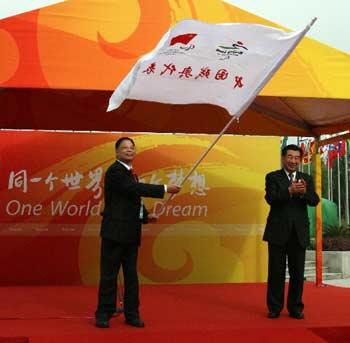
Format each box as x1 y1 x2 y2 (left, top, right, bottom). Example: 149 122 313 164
297 136 301 172
314 137 323 286
308 139 311 175
327 152 331 200
300 138 305 173
345 141 350 226
337 147 341 226
330 164 333 202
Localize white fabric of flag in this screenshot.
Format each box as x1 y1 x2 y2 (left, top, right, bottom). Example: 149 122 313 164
107 19 315 116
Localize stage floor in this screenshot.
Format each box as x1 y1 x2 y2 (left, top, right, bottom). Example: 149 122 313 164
0 283 349 343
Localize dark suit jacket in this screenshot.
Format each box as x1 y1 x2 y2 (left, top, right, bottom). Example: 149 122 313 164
100 160 165 245
263 169 320 248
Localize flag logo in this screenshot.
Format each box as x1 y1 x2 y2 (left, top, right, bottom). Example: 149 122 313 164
160 33 197 56
216 40 248 60
170 33 197 46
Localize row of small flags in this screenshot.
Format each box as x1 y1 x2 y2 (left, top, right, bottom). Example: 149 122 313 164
281 138 349 167
319 141 348 168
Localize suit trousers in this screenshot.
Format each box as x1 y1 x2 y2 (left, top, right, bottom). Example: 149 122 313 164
267 228 306 314
95 238 140 321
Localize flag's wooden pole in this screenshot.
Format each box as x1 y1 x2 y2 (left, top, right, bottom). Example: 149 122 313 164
156 115 239 214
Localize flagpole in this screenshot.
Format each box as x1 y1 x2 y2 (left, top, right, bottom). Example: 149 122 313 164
297 136 301 172
308 139 311 175
330 166 333 202
345 141 350 226
337 148 341 226
156 115 239 213
301 139 304 173
314 137 323 286
327 157 331 200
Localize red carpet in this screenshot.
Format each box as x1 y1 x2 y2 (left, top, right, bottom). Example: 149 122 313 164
0 283 349 342
310 328 350 343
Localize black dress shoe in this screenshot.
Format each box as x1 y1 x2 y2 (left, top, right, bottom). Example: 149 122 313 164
95 318 110 328
125 318 145 328
267 312 280 319
289 312 304 319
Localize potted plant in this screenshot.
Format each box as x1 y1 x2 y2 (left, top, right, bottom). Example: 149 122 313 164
323 224 350 251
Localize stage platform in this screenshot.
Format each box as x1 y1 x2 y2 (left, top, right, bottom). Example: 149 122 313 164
0 283 349 343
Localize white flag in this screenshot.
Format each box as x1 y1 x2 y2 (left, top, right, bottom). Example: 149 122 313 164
0 0 65 20
107 19 316 116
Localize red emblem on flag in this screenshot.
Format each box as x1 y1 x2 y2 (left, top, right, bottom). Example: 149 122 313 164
170 33 197 46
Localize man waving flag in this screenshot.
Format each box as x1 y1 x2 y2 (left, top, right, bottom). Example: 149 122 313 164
107 18 316 205
107 18 316 117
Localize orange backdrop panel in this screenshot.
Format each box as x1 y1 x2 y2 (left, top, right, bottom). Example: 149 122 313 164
0 131 279 285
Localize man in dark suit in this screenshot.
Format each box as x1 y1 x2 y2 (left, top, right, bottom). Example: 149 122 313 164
263 144 319 319
95 137 180 328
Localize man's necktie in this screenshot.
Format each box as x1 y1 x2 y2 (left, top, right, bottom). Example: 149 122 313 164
130 168 138 182
130 169 143 219
288 172 294 185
